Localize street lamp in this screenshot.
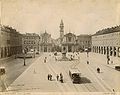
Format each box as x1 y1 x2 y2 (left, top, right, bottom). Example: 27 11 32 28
23 54 26 66
23 49 26 66
34 47 35 58
107 53 110 64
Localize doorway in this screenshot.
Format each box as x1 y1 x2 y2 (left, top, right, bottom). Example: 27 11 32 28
44 47 47 52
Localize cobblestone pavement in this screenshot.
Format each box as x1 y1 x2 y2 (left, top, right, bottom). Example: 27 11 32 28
0 54 41 91
3 52 120 92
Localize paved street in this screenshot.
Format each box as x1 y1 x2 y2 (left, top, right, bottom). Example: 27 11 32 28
6 52 120 92
0 54 40 91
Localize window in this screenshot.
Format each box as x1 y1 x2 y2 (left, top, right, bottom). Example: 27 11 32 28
7 40 10 44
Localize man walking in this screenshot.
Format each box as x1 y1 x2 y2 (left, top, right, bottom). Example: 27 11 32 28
56 74 59 81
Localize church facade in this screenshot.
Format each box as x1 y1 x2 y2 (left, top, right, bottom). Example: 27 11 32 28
39 31 54 52
61 33 78 52
55 20 91 52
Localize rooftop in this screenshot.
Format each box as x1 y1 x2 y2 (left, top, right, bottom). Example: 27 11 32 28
93 25 120 36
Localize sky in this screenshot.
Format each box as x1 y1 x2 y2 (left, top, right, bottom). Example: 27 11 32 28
1 0 120 38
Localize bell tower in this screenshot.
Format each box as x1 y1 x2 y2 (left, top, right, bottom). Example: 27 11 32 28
60 19 64 40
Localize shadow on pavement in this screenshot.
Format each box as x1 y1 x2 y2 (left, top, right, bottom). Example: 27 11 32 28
80 77 91 84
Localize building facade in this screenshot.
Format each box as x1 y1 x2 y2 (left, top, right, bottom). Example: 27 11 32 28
39 31 54 52
58 20 92 52
92 26 120 57
61 33 78 52
0 25 22 58
22 33 40 52
77 35 91 51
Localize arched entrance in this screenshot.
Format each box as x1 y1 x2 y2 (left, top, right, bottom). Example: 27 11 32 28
44 46 47 52
114 47 116 56
101 47 103 54
110 47 113 56
104 47 106 55
107 47 109 55
99 46 100 53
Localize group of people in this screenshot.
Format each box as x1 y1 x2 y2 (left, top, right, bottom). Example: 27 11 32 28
69 52 80 61
47 74 52 81
47 73 64 83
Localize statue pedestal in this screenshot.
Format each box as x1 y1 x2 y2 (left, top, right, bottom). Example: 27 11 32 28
59 52 70 61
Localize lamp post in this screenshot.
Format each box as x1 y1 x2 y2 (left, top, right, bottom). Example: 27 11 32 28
34 47 35 58
107 53 110 64
23 49 26 66
86 48 89 64
23 53 26 66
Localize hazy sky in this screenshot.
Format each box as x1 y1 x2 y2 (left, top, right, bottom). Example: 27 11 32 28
1 0 120 38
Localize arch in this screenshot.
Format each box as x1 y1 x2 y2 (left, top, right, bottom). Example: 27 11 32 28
99 46 100 53
97 46 98 53
101 47 103 54
107 47 109 55
110 46 113 56
114 47 116 56
118 47 120 57
104 47 106 55
93 46 95 52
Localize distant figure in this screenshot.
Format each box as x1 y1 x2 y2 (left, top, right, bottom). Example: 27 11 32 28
70 55 73 60
50 74 52 81
56 74 59 81
113 89 115 92
107 55 110 64
97 67 100 73
87 61 89 64
48 74 50 80
44 57 47 63
60 73 63 83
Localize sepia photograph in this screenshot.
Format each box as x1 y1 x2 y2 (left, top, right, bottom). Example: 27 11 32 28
0 0 120 95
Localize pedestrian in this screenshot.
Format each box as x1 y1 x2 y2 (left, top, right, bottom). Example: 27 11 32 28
87 61 89 64
56 74 59 81
113 89 115 92
44 57 47 63
97 67 100 73
50 74 52 81
44 59 46 63
70 55 73 60
60 73 63 83
60 76 63 83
